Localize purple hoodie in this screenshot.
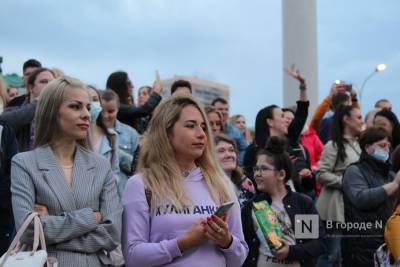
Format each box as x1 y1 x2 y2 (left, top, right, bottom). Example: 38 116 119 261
122 167 248 267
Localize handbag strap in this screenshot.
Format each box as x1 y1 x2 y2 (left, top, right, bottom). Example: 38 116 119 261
0 212 47 266
6 212 38 252
32 215 46 255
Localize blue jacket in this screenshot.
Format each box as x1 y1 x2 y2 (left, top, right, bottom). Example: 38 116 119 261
318 116 333 145
114 120 139 197
98 129 120 182
224 123 247 164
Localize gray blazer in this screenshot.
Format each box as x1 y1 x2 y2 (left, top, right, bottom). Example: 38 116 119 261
11 145 122 267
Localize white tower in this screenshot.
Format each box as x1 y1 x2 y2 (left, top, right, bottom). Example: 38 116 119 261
282 0 318 114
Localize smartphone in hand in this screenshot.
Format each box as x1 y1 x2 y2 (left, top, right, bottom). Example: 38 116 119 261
214 201 235 217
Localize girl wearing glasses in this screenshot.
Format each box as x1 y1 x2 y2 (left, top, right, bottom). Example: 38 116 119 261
241 136 325 267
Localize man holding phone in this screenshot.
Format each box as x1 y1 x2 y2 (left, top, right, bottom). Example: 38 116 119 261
335 80 353 93
310 82 359 144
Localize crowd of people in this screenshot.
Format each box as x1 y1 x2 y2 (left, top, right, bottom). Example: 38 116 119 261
0 58 400 267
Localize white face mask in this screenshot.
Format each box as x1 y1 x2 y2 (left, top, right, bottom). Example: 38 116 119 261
372 147 389 162
90 101 102 122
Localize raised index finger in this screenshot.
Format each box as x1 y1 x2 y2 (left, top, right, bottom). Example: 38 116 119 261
155 70 160 81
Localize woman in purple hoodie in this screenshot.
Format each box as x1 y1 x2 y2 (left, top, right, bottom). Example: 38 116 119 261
122 94 248 267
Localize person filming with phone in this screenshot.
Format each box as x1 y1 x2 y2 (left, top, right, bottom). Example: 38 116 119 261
121 94 248 267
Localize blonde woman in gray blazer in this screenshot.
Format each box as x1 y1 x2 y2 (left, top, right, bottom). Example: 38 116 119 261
315 105 362 267
11 76 122 267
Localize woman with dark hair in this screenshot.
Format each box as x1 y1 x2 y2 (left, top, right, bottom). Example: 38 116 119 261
26 68 55 101
283 107 318 199
136 85 154 133
214 134 255 208
138 86 153 107
243 66 309 181
342 127 399 266
242 136 325 267
374 108 400 149
315 105 363 267
106 71 162 132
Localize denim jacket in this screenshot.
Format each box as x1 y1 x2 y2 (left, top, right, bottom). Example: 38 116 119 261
98 129 120 180
113 120 139 197
224 123 247 164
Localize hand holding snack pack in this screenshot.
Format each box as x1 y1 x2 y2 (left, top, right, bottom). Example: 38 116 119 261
252 200 284 253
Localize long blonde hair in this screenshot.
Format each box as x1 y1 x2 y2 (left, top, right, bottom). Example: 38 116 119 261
0 77 8 109
34 76 91 149
138 94 234 210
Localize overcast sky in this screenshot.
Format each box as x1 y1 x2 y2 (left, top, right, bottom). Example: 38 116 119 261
1 0 399 127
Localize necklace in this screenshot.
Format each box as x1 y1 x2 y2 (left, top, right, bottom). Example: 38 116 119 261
182 166 197 177
60 164 73 169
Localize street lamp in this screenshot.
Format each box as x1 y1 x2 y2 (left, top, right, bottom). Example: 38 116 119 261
359 63 387 101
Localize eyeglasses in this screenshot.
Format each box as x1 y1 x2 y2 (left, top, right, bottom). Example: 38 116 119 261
253 165 275 173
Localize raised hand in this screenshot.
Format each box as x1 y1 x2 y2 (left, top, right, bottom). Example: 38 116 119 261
34 203 49 216
285 64 306 86
298 168 312 179
153 70 163 94
94 211 102 224
272 239 290 260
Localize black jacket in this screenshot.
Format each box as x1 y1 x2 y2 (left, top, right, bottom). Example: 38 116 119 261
342 153 396 267
291 145 316 200
0 121 19 254
243 101 309 180
6 94 29 108
0 97 35 152
241 186 326 267
117 92 161 129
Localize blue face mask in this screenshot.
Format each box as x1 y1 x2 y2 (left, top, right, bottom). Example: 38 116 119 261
372 147 389 162
90 101 102 122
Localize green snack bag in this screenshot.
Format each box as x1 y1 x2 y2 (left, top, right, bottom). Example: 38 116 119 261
252 200 284 252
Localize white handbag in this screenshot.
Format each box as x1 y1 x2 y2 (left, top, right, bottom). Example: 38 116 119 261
99 245 125 267
0 212 49 267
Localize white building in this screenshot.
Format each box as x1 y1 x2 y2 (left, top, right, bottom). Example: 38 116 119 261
161 75 229 107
